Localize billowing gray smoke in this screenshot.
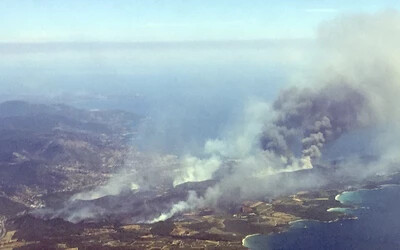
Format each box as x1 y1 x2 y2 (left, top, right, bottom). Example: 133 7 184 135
261 84 373 162
35 11 400 223
149 11 400 221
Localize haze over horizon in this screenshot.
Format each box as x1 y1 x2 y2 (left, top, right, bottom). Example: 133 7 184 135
1 2 400 249
1 2 400 154
3 0 399 43
1 1 399 94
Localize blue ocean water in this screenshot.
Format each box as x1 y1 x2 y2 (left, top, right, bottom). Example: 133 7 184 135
244 185 400 250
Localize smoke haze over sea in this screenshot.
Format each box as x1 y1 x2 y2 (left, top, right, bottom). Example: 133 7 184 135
4 10 400 224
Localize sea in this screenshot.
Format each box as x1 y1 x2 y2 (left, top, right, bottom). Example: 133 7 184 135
243 185 400 250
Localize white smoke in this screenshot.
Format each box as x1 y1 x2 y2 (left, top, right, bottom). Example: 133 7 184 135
71 170 140 201
154 100 314 221
151 11 400 221
36 11 400 223
173 156 221 186
172 100 313 187
149 191 202 223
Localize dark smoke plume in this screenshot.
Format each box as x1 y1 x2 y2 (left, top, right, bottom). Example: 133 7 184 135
261 84 373 162
35 11 400 223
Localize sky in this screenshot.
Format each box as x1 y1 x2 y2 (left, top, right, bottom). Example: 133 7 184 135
1 0 400 42
1 1 400 153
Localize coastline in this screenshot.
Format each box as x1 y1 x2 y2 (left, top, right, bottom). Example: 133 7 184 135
242 183 400 249
5 172 400 249
288 219 308 225
242 233 261 247
241 186 369 248
241 188 349 248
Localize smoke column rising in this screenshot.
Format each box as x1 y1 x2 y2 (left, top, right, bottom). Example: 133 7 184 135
151 11 400 221
35 11 400 223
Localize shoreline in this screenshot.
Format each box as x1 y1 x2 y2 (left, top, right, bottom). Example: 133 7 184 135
5 172 400 249
242 233 261 247
241 184 378 248
288 219 308 225
242 183 400 248
241 188 348 248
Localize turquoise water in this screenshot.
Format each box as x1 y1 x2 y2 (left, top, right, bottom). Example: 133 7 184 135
244 185 400 250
